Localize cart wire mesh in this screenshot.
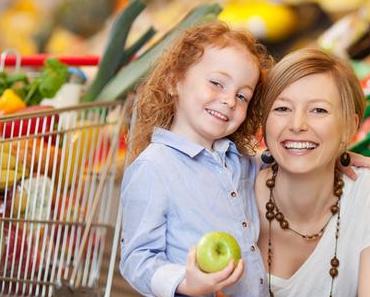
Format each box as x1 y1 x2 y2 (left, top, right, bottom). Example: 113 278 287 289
0 100 124 296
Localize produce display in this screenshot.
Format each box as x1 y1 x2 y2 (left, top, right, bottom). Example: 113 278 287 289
0 98 123 293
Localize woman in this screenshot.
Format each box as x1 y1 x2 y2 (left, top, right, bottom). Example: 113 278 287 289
255 48 370 297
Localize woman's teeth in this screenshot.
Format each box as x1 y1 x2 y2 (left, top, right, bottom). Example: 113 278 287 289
206 109 229 121
283 141 318 150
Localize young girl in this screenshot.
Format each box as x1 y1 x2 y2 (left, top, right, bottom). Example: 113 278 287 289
120 21 273 297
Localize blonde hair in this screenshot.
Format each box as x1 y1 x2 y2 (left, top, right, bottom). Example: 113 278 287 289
127 20 273 164
259 48 365 145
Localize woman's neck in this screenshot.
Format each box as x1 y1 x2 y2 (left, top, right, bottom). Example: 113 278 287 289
272 166 336 224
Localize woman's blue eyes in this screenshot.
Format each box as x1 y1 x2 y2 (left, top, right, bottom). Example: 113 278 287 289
273 106 328 113
273 106 290 112
312 107 328 113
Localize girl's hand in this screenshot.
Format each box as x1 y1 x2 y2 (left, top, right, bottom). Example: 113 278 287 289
339 152 370 180
176 247 244 297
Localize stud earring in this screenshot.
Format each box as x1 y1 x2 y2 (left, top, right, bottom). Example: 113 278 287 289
261 149 275 164
340 151 351 167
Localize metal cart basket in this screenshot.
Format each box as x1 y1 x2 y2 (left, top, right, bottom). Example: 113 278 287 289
0 100 124 296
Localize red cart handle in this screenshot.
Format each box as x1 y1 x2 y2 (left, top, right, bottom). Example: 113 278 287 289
2 54 100 67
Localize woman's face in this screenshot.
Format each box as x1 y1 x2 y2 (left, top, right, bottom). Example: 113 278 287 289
265 73 345 174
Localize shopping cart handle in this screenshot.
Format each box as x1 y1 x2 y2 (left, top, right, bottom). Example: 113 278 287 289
3 54 100 67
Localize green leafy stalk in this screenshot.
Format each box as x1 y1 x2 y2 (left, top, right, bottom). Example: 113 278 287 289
96 3 222 101
82 0 147 102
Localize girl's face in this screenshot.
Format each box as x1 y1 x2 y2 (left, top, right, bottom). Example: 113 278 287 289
171 45 259 149
265 73 346 175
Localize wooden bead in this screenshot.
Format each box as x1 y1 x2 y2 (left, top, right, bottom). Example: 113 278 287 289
266 179 275 188
280 220 289 229
336 179 344 188
275 212 284 222
266 201 275 211
331 257 340 267
266 212 275 221
331 205 339 214
334 188 343 197
329 267 338 277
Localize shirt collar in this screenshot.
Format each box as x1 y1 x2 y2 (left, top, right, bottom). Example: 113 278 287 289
151 128 241 158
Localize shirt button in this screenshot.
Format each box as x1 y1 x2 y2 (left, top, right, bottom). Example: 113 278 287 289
230 191 237 198
250 244 256 252
242 221 248 228
260 278 264 285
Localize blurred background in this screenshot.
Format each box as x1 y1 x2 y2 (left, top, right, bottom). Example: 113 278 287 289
0 1 369 296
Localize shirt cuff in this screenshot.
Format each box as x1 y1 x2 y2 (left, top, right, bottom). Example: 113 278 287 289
151 263 186 297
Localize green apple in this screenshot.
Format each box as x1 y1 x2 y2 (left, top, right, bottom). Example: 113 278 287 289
196 231 241 273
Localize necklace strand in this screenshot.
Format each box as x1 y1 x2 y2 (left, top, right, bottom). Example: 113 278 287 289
265 164 343 297
269 191 335 241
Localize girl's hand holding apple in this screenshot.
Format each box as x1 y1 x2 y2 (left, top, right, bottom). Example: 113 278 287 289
176 247 244 296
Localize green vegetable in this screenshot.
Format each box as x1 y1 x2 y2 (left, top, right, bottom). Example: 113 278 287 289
0 72 29 97
82 0 156 102
96 3 222 101
24 58 69 106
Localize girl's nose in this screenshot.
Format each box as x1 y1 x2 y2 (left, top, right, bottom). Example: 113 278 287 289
221 93 237 109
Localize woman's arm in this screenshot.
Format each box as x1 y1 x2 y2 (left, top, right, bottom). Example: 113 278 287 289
358 246 370 297
340 152 370 180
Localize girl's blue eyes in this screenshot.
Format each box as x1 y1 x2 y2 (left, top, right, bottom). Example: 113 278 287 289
210 80 223 88
236 94 247 102
209 80 248 102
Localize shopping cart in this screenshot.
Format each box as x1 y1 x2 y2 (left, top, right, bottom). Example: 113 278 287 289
0 100 125 296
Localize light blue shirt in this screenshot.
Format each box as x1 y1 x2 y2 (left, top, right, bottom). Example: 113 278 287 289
120 128 267 297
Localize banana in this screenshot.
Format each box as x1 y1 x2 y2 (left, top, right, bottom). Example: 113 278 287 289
0 169 24 190
0 153 17 169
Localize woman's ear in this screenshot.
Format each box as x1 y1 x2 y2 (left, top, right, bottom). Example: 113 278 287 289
350 114 360 139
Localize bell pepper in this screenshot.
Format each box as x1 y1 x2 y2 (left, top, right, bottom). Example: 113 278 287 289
0 89 26 115
0 105 59 140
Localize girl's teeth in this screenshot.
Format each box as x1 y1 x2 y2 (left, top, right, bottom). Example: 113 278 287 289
206 109 228 121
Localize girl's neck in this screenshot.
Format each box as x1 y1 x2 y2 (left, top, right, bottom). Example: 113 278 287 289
272 166 336 224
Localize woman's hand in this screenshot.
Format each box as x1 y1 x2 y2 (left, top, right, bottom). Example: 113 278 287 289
339 152 370 180
176 247 244 297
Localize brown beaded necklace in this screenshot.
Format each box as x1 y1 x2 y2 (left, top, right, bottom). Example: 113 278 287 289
265 164 343 297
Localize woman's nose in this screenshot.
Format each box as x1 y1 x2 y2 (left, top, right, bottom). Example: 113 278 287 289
289 111 308 132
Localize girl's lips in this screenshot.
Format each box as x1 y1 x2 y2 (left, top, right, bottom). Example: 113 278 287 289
205 108 229 121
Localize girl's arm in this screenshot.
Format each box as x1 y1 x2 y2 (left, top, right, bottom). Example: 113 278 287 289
358 246 370 297
120 161 184 297
177 247 244 296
